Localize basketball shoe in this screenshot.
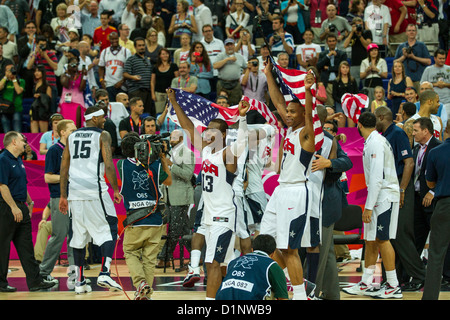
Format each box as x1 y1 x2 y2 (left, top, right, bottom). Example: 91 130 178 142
183 265 201 288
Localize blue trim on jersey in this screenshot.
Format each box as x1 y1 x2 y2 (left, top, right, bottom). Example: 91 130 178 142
226 169 237 186
299 148 314 177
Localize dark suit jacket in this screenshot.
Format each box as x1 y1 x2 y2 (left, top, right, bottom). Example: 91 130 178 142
413 137 441 213
316 49 348 86
17 35 32 74
322 131 353 227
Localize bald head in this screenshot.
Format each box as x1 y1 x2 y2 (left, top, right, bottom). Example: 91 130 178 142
374 106 393 133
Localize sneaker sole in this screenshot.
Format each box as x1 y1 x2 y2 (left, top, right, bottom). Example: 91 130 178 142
98 282 123 292
183 275 200 288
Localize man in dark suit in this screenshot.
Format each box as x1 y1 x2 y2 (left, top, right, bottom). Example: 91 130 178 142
17 20 37 98
316 34 348 106
411 117 441 259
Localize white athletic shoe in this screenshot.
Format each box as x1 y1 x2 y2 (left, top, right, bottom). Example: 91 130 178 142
371 283 403 299
97 273 123 292
182 265 201 288
75 280 92 294
342 282 375 296
134 280 152 300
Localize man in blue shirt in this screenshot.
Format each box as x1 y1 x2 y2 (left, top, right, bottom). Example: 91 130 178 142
0 131 54 292
40 119 77 285
375 106 426 291
117 132 172 300
394 23 432 89
423 121 450 300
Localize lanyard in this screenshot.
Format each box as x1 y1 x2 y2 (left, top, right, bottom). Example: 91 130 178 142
130 117 141 135
417 145 427 168
178 75 190 88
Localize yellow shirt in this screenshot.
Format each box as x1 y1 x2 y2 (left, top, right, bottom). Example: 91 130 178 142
119 38 136 55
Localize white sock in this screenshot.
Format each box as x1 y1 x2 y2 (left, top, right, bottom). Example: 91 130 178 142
206 297 215 300
361 265 376 285
190 250 201 268
386 270 399 287
292 284 307 300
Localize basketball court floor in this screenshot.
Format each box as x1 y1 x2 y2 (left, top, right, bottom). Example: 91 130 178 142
1 256 449 301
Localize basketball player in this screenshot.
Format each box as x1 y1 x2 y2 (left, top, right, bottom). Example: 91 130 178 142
342 112 402 299
166 88 250 300
59 106 123 294
403 90 443 145
98 32 132 101
261 59 316 300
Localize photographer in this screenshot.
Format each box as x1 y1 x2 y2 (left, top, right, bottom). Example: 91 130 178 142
319 4 352 49
343 17 372 88
0 63 25 132
117 131 172 300
267 16 294 56
394 23 432 91
240 57 267 103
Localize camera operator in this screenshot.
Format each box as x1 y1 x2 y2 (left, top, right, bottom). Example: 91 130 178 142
267 16 294 57
343 17 373 88
156 129 195 269
394 23 432 92
0 63 25 132
117 131 172 300
319 4 352 49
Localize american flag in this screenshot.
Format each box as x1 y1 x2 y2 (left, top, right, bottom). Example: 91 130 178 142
341 93 369 124
167 88 240 132
269 56 324 152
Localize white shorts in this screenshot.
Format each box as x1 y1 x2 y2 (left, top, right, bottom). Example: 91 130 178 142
363 201 399 242
245 191 267 233
69 192 118 249
260 183 311 250
204 225 236 265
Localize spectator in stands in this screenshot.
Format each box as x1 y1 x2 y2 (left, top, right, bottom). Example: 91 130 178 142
307 65 328 105
213 38 247 106
3 0 29 37
257 44 271 72
36 0 65 34
173 33 191 66
370 86 387 113
385 0 408 56
152 17 167 47
296 29 321 72
93 10 117 52
26 35 59 114
201 24 225 97
416 0 440 46
188 42 214 99
388 61 414 118
332 60 358 127
343 17 372 89
394 23 432 91
346 0 364 24
118 24 136 55
50 3 73 44
156 0 177 34
30 65 52 133
192 0 212 42
99 0 126 28
420 49 450 121
364 0 391 55
277 51 290 69
0 28 17 64
151 48 179 115
39 113 63 155
118 96 144 138
267 16 294 57
144 28 163 65
156 103 180 134
122 0 140 32
316 33 348 106
225 0 250 40
140 0 158 23
254 0 278 45
171 61 198 93
204 0 227 41
169 0 197 48
234 28 255 62
309 0 332 44
129 15 153 41
360 43 388 104
124 37 154 116
319 3 352 49
80 0 101 37
240 56 267 103
0 63 25 132
280 0 305 45
17 20 37 98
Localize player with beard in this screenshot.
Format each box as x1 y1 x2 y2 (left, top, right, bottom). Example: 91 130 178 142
59 106 123 294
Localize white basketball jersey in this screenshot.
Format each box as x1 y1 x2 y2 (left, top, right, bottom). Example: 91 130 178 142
201 146 237 230
410 113 442 140
278 127 314 185
67 127 108 200
98 46 131 87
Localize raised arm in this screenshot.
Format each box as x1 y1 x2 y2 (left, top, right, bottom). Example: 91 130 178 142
300 73 316 154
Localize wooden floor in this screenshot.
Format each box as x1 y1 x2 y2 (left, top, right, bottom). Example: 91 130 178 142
1 257 449 301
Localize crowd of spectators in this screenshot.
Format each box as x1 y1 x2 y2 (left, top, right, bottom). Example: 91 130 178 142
0 0 449 146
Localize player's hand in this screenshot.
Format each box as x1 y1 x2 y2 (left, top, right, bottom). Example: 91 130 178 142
262 56 272 76
11 206 23 223
114 191 122 204
238 99 250 116
166 88 176 101
304 72 315 91
59 197 68 215
362 209 372 224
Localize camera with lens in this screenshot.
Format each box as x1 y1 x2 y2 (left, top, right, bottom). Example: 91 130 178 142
134 133 170 167
405 46 413 54
356 24 363 32
10 67 17 76
273 33 281 43
251 60 258 66
39 44 46 50
328 24 336 33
